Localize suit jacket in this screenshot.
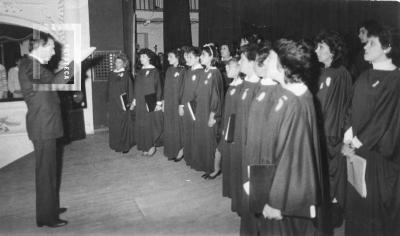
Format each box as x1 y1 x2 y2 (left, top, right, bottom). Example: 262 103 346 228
18 56 72 141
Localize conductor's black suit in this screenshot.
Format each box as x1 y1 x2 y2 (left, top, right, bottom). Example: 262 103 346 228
18 55 71 225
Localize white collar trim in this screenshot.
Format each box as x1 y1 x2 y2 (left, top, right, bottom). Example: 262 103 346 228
230 78 243 86
260 78 278 86
113 68 125 73
372 59 397 71
142 65 155 69
191 64 203 70
285 83 307 96
245 74 260 83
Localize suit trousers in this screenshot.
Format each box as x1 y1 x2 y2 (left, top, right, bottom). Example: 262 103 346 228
33 139 60 224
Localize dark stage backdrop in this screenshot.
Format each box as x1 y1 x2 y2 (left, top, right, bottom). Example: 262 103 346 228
200 0 400 47
122 0 135 61
199 0 242 46
164 0 192 52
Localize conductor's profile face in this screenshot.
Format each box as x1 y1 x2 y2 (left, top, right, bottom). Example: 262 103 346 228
38 38 56 64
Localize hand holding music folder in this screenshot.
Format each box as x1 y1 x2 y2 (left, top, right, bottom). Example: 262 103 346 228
248 164 276 215
120 92 129 111
346 153 367 198
187 99 197 121
224 114 236 143
145 93 157 112
245 164 316 219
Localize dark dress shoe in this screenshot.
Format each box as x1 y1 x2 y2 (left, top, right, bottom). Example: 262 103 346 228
201 173 209 178
174 155 184 162
58 207 67 214
122 150 129 154
37 219 68 228
206 170 221 180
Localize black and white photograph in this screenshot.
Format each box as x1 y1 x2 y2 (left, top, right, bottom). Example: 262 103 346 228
0 0 399 235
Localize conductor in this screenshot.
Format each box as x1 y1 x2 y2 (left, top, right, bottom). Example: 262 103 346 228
18 32 72 228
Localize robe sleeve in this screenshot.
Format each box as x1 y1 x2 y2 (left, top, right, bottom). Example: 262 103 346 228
105 73 111 103
324 70 352 159
178 70 187 105
210 70 223 119
269 103 319 213
153 69 163 101
128 72 134 102
356 83 398 147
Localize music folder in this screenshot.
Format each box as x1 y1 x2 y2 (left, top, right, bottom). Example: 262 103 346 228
346 153 367 198
187 99 197 121
248 164 316 219
224 114 236 143
249 164 276 214
145 93 157 112
120 92 129 111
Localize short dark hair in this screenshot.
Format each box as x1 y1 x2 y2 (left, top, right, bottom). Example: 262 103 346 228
114 53 130 70
220 42 234 56
29 32 55 52
256 41 272 66
138 48 157 66
187 46 201 57
367 24 395 59
239 43 258 61
315 30 347 68
358 19 380 33
167 48 185 66
274 39 313 83
202 44 220 66
181 45 193 54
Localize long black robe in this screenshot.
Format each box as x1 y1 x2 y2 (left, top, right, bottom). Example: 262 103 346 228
163 66 185 159
106 70 135 152
230 78 260 214
315 65 352 204
247 85 322 236
134 68 163 151
240 79 279 235
345 69 400 236
179 67 203 166
191 68 223 172
220 80 244 198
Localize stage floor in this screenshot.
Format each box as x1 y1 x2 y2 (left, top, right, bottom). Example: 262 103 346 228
0 132 239 235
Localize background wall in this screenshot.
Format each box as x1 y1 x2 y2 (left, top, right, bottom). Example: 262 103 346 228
136 11 199 52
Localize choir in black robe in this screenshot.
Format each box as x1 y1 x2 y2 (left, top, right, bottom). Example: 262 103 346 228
134 68 163 151
344 69 400 236
315 65 352 204
230 77 259 214
247 84 322 236
106 70 135 152
240 78 279 235
179 66 203 165
220 79 243 198
190 67 223 173
163 66 185 159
